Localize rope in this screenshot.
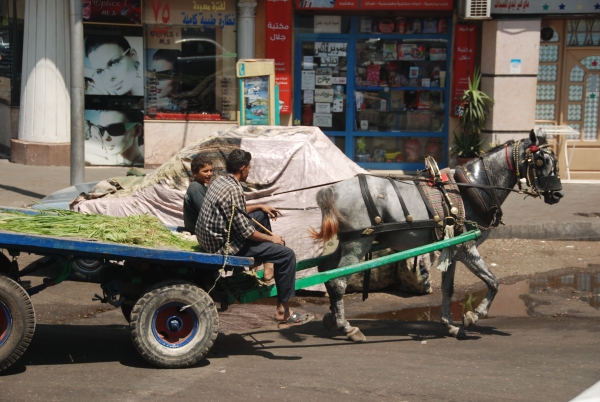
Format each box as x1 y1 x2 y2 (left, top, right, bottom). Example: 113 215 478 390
180 201 236 312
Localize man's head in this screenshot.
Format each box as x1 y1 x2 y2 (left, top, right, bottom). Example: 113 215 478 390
191 155 213 184
226 149 252 182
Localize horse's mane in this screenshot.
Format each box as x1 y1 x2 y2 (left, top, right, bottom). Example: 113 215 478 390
487 140 515 154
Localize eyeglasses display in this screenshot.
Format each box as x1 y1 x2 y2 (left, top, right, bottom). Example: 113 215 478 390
88 121 140 137
92 48 131 78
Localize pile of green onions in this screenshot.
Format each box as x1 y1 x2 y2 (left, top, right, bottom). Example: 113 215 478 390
0 209 200 252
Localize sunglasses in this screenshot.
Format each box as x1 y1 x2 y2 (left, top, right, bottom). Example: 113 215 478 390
89 121 140 137
154 69 180 80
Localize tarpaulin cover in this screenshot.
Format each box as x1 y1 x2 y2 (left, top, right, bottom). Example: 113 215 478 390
71 126 367 265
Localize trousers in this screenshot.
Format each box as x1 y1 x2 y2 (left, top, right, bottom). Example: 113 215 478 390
236 210 296 303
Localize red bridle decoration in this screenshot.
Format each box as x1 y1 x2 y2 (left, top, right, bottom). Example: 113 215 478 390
505 143 514 173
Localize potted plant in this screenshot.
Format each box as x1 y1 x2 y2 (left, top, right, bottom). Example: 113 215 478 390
451 68 494 165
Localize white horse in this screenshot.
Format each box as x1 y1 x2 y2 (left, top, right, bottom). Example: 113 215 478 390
312 131 564 341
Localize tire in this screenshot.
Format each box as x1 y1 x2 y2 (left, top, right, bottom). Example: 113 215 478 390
0 274 36 372
130 280 218 369
69 258 104 283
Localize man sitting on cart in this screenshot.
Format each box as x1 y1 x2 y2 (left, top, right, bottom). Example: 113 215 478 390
197 149 314 328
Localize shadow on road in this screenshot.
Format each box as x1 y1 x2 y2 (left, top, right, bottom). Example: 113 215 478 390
0 184 46 199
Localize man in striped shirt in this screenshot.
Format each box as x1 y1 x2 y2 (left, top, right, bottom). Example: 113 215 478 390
197 149 313 328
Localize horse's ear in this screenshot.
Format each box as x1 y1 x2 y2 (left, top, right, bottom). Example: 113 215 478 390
529 129 537 144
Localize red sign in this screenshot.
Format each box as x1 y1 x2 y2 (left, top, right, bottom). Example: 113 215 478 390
296 0 452 10
266 0 292 114
83 0 142 25
451 25 477 117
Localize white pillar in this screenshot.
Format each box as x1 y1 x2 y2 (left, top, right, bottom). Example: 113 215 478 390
18 0 71 144
237 1 257 60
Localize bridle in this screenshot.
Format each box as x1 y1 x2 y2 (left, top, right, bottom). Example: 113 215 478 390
508 140 562 198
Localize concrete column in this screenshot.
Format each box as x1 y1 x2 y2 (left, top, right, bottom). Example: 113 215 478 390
12 0 71 165
480 19 541 145
237 1 257 60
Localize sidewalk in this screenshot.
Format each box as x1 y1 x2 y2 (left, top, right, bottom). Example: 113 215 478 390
1 158 599 240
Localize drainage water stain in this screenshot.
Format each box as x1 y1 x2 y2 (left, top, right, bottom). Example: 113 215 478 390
357 269 600 322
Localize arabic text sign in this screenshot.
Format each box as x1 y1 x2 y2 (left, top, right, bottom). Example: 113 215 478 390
314 42 347 57
451 25 477 117
83 0 142 25
266 0 292 114
493 0 600 13
296 0 452 10
144 0 236 27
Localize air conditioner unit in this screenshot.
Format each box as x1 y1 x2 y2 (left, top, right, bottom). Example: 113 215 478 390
459 0 491 19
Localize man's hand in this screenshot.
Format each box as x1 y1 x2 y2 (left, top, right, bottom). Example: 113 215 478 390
270 234 285 246
260 205 282 220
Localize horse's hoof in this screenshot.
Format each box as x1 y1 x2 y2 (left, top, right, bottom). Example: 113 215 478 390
346 327 366 342
463 311 478 329
447 325 462 338
323 313 336 332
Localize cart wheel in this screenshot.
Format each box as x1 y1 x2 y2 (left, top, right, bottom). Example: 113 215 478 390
70 258 104 283
130 280 218 368
0 274 36 372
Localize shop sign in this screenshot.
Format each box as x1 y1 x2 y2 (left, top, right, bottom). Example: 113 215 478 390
266 0 293 114
451 25 477 117
83 0 143 25
493 0 600 14
296 0 453 11
144 0 236 28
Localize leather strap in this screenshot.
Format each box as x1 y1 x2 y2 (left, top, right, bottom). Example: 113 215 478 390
358 174 382 225
387 177 412 221
337 219 441 242
414 179 437 220
479 157 503 225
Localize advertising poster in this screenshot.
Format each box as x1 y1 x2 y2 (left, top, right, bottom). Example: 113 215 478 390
265 0 292 114
296 0 452 10
83 0 142 25
242 76 269 125
146 47 187 113
451 25 477 117
84 34 144 96
84 109 144 166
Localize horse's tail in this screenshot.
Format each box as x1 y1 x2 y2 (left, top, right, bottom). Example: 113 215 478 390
309 186 346 242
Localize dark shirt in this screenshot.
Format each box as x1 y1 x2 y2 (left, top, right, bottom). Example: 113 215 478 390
183 180 208 232
197 174 254 254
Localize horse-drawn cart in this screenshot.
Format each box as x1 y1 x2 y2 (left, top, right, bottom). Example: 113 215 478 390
0 207 481 371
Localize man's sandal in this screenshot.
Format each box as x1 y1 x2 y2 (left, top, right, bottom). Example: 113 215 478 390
278 312 315 330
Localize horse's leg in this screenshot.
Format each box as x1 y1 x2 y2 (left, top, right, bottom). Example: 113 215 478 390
440 260 465 338
456 243 499 329
322 238 373 342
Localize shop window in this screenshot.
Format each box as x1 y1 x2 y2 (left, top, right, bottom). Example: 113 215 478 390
538 65 557 81
536 104 555 120
567 104 582 121
568 19 600 47
143 0 238 121
539 45 559 63
570 65 585 82
580 56 600 70
537 84 556 101
569 85 583 101
584 74 599 140
0 0 24 106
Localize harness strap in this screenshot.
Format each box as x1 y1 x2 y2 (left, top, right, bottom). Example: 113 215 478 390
414 179 439 221
358 174 382 225
337 219 442 242
387 177 413 222
479 156 503 226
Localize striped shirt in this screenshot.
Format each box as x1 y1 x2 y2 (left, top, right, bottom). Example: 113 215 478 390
196 174 254 254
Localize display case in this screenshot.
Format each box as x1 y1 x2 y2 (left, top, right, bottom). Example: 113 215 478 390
294 16 451 170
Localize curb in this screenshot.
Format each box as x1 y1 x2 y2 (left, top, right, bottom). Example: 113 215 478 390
489 221 600 241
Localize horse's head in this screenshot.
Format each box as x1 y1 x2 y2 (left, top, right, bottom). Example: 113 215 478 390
520 129 564 205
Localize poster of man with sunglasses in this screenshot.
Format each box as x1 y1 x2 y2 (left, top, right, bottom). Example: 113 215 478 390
84 35 144 96
84 110 144 166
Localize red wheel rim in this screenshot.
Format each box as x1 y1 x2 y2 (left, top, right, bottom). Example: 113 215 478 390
151 303 198 348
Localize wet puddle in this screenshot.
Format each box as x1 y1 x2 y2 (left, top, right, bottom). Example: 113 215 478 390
357 269 600 322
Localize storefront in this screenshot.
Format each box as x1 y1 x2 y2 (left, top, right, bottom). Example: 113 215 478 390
289 1 454 170
81 0 238 167
492 0 600 179
0 0 24 156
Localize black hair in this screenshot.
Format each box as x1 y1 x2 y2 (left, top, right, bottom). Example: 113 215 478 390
226 149 252 173
152 49 181 70
191 155 212 174
85 35 132 58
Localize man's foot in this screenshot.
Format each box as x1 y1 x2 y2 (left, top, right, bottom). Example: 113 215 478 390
263 262 274 282
274 308 291 322
277 312 315 330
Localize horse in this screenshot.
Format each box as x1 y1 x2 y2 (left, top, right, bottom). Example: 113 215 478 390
312 130 564 341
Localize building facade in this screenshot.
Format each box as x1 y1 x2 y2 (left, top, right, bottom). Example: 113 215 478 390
0 0 599 179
